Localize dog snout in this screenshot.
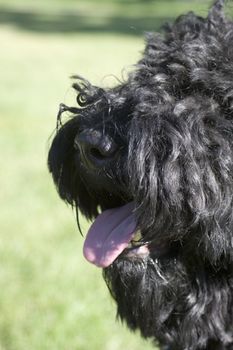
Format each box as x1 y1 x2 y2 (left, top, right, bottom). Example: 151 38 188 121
74 129 117 167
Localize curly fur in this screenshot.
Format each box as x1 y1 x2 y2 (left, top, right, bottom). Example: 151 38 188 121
48 1 233 349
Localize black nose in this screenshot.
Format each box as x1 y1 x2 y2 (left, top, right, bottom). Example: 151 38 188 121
74 129 117 167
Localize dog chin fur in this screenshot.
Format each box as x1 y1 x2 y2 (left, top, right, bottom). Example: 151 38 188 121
48 1 233 349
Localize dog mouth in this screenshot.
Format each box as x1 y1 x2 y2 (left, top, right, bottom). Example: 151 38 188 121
83 202 150 268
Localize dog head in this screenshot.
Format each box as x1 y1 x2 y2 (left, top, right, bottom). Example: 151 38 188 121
48 1 233 347
48 0 233 270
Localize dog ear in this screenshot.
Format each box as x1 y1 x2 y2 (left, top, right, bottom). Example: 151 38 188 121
128 93 233 264
171 96 233 264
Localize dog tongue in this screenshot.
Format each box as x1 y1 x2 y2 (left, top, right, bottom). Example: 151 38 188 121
83 202 137 268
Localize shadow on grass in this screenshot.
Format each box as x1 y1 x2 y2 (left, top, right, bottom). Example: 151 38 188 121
0 7 173 35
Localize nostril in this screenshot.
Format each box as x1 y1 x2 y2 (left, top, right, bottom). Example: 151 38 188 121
89 147 108 160
74 129 118 167
88 139 117 162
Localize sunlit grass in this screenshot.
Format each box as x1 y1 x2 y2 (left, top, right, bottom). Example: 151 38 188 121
0 0 211 36
0 0 209 17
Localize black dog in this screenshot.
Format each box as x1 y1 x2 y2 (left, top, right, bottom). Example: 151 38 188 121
48 0 233 349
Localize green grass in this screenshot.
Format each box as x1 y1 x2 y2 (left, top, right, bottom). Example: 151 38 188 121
0 1 213 349
0 0 211 35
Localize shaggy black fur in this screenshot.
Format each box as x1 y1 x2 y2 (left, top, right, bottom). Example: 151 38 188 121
48 1 233 349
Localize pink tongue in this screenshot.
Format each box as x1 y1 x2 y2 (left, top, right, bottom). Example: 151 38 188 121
83 202 137 268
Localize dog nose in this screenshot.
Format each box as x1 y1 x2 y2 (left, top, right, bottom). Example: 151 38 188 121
74 129 117 167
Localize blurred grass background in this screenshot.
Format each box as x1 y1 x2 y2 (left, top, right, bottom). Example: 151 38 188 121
0 1 215 349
